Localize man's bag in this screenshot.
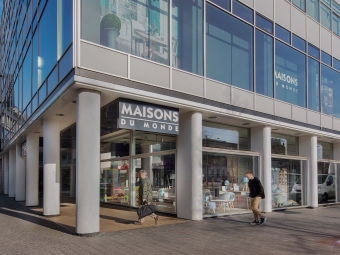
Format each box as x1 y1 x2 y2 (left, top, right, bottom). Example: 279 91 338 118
137 204 157 219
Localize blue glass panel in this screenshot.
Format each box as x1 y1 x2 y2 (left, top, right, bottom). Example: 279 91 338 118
321 65 340 118
39 0 57 86
59 46 73 81
320 3 331 30
275 24 290 44
172 0 203 75
256 13 273 34
206 3 253 91
23 43 32 110
210 0 230 11
333 13 340 36
60 0 73 56
292 0 305 11
233 0 253 24
307 57 320 111
38 82 47 105
308 43 319 59
47 67 58 95
321 51 332 66
31 93 38 113
256 30 274 97
333 58 340 71
292 34 306 52
275 40 306 107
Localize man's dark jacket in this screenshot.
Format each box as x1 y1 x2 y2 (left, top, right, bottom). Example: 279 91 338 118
248 177 265 199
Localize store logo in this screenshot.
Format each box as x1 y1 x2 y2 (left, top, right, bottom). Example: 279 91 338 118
118 99 179 135
275 71 298 86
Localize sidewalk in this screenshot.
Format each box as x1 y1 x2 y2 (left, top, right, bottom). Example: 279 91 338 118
0 194 339 255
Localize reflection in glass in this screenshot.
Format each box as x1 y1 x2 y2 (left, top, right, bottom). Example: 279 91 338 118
202 122 250 151
101 133 131 158
275 24 290 44
321 64 340 118
292 34 306 52
318 162 336 204
271 134 299 156
308 57 320 112
320 3 331 30
59 0 73 58
256 14 273 34
206 3 253 91
210 0 230 11
81 0 169 65
232 0 253 24
317 141 333 159
47 67 58 95
202 152 258 216
292 0 305 11
308 43 319 59
307 0 319 21
59 47 73 81
275 40 306 107
23 44 32 110
133 154 176 213
134 131 176 155
334 58 340 71
271 158 304 208
172 0 203 75
38 82 47 105
321 51 332 66
333 12 340 36
256 30 273 97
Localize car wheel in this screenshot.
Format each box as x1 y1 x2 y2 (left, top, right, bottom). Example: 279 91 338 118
323 192 328 202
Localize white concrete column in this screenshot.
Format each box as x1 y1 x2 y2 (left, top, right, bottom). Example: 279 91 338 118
43 119 60 216
15 143 26 201
176 112 202 220
70 148 76 197
8 149 16 198
26 133 39 206
76 89 100 235
4 152 9 194
299 136 318 208
251 126 272 213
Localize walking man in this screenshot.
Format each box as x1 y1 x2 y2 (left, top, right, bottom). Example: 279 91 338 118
135 170 159 225
245 171 267 225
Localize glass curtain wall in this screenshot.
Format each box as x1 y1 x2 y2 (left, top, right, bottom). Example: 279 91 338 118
100 130 177 213
271 134 299 156
202 152 259 216
271 158 306 208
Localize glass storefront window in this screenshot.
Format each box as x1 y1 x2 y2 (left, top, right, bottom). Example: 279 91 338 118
172 0 203 75
308 57 320 112
271 134 299 156
256 29 274 97
202 152 258 216
101 132 131 159
317 141 333 159
202 122 250 151
318 162 336 204
321 64 340 118
206 3 253 91
81 0 169 65
134 131 176 155
271 158 305 208
133 154 176 213
100 159 130 205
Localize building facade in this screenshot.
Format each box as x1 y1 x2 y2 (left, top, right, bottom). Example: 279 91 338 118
1 0 340 235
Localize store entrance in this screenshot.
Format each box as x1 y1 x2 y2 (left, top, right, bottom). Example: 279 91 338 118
61 167 71 196
318 161 339 204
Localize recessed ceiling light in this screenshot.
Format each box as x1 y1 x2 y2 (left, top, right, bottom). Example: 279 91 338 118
242 122 250 126
208 116 217 119
56 114 65 116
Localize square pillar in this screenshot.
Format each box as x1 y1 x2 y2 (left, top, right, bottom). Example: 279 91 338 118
76 89 101 235
4 152 9 194
26 133 40 206
43 119 60 216
299 136 318 208
251 126 272 213
8 149 16 198
176 112 202 220
15 143 26 201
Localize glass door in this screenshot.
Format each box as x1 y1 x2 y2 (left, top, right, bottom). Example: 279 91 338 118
61 167 71 196
318 162 336 204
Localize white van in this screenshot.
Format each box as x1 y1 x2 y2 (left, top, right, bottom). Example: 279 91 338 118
291 174 336 203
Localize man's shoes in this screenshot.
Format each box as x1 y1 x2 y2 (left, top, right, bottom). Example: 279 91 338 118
250 220 259 225
134 221 143 225
155 216 159 225
258 217 267 225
